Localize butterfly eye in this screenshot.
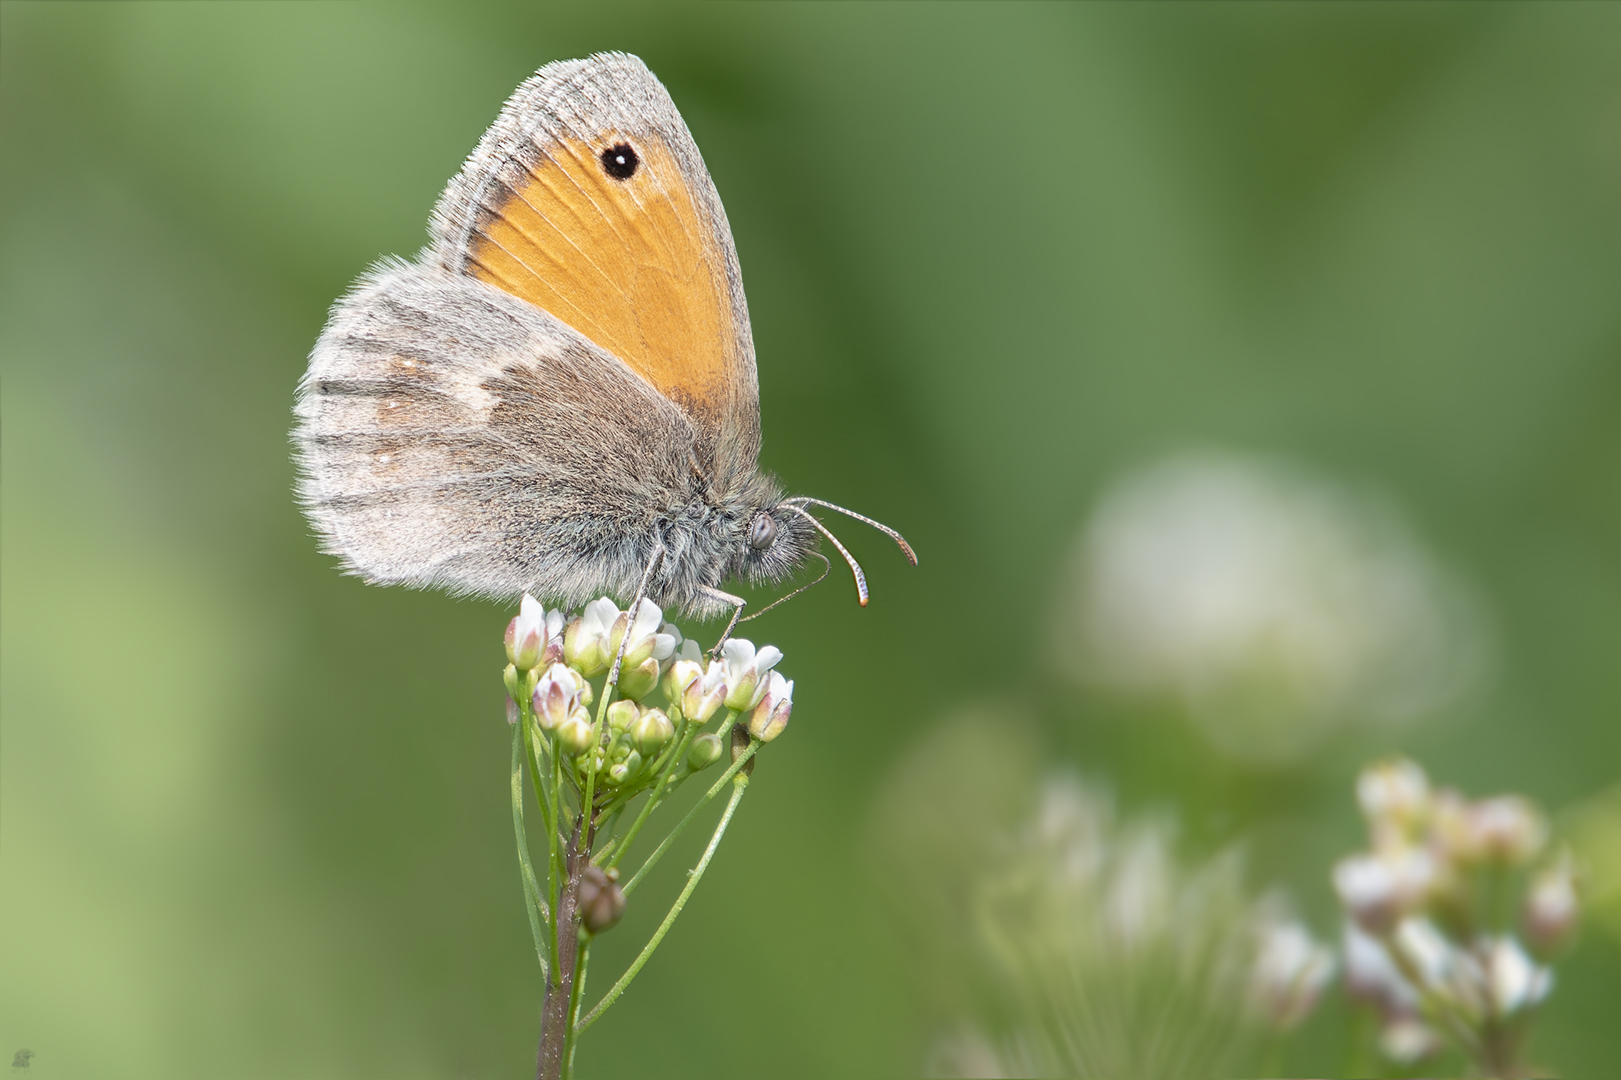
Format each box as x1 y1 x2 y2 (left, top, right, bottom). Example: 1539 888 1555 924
600 142 639 180
748 513 777 551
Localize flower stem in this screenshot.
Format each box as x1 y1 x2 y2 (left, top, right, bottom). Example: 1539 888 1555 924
623 739 758 896
576 772 750 1034
525 714 562 974
562 939 591 1079
510 718 550 980
602 719 698 871
536 815 592 1080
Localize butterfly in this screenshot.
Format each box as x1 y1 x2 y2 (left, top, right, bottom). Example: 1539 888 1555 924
293 52 913 633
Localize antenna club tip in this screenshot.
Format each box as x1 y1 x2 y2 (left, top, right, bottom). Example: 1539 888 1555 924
859 597 869 607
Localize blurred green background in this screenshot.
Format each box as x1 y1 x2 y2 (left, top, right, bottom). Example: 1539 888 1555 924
3 2 1618 1077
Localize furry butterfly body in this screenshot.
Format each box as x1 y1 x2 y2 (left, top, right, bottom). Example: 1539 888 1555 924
294 53 907 621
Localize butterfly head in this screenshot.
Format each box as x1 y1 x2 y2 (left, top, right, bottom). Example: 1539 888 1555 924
734 495 917 612
736 502 819 588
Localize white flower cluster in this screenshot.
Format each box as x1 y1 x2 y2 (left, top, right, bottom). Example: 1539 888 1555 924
1333 757 1576 1071
504 593 796 793
936 778 1334 1078
1061 451 1487 762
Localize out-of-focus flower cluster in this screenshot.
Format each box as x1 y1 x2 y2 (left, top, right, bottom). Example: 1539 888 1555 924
1058 451 1488 763
503 593 794 798
1333 757 1578 1076
930 777 1334 1079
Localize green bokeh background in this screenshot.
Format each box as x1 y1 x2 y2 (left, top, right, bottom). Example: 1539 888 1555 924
3 2 1618 1077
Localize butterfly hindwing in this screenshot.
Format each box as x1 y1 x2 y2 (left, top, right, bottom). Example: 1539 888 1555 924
295 260 700 605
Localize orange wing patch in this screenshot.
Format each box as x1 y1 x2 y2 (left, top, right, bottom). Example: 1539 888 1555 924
464 135 736 425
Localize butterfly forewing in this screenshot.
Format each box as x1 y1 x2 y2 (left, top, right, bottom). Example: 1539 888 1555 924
429 53 760 467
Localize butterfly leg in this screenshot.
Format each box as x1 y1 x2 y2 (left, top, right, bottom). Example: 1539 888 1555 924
699 586 747 658
606 544 667 688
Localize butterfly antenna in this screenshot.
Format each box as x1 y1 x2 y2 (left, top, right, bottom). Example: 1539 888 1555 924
785 506 870 606
738 552 832 623
781 497 917 565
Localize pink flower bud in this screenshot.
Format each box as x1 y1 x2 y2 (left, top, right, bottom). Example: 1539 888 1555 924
1523 855 1579 954
505 593 553 671
578 866 626 934
531 663 585 731
747 671 793 743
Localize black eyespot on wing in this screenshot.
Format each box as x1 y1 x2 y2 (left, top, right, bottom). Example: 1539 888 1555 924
600 143 639 180
749 514 778 551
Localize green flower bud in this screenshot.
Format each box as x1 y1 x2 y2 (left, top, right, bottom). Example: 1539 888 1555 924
607 699 640 734
578 866 626 934
502 663 520 702
629 707 675 755
616 656 662 702
686 732 723 773
556 710 596 756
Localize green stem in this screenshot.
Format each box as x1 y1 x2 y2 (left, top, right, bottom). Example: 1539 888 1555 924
576 658 622 871
603 719 697 871
510 717 550 981
590 805 627 862
548 738 566 888
576 774 750 1034
623 738 757 896
525 712 563 978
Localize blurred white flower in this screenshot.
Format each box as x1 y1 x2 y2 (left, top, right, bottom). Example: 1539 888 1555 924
1392 917 1456 992
1334 848 1435 933
1484 935 1552 1016
1057 451 1487 761
1467 796 1548 867
1523 854 1579 954
1380 1015 1443 1065
1343 920 1419 1012
1358 758 1432 848
1249 916 1336 1029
